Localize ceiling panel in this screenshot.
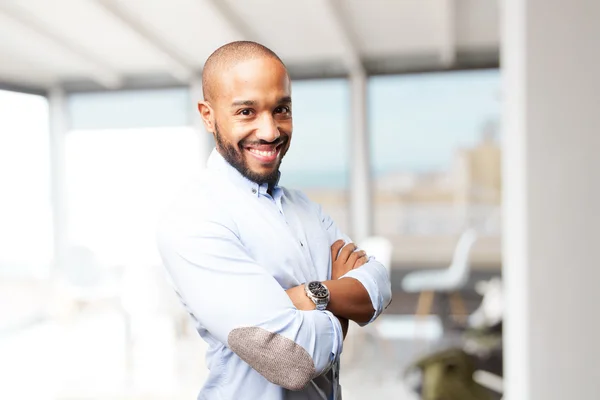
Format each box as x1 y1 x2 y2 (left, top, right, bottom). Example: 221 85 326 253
108 0 243 68
0 0 500 90
9 0 172 73
0 11 99 82
456 0 500 48
344 0 443 57
0 55 55 87
222 0 346 64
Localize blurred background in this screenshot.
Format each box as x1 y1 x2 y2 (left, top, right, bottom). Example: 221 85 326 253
0 1 597 399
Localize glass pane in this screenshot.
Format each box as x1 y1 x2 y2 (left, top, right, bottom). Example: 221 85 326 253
0 90 52 278
65 127 201 267
279 79 350 233
369 69 501 266
68 88 191 130
0 126 203 399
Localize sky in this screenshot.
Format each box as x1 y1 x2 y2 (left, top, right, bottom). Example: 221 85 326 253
280 69 500 187
368 69 500 173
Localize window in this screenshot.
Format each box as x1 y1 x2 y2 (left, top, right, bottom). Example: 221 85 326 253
65 88 199 266
278 79 350 232
65 127 201 267
369 70 501 266
0 90 52 278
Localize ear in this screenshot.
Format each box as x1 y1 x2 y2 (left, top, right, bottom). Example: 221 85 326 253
198 101 215 133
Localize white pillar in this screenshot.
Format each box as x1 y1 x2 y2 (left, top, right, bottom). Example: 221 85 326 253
190 77 214 166
349 69 372 243
502 1 600 399
48 87 69 276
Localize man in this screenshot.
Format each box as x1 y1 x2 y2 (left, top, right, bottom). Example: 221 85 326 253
157 41 392 400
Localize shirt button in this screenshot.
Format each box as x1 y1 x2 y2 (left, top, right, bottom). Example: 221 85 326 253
300 241 304 247
251 188 257 194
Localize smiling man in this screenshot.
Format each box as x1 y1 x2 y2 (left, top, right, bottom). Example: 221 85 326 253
157 41 392 400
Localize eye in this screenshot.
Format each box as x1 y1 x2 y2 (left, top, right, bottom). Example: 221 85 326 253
238 109 254 116
275 105 290 114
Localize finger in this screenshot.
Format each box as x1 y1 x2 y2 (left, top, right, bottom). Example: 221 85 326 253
338 243 357 263
347 250 366 267
354 255 369 269
330 240 345 261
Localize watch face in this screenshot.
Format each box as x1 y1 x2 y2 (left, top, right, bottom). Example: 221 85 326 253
308 281 329 299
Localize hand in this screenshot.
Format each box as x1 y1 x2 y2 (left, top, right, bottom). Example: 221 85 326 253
285 285 315 311
330 240 368 280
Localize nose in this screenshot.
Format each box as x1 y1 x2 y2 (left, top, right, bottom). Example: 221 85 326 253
255 113 280 143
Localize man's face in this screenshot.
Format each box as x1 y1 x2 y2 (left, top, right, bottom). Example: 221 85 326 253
207 57 292 185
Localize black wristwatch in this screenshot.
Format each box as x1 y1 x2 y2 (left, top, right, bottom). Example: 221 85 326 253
304 281 330 311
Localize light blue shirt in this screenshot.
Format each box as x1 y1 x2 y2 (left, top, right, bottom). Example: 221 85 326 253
157 149 392 400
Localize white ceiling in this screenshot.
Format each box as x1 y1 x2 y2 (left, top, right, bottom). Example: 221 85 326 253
0 0 499 92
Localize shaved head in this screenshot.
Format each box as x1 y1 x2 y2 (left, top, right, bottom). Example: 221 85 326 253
202 41 286 103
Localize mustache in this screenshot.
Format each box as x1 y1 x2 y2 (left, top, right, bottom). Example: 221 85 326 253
239 136 288 148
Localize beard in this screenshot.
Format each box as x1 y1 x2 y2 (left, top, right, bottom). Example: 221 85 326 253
214 123 287 186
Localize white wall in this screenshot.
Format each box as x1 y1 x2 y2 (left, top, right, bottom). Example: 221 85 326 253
502 1 600 399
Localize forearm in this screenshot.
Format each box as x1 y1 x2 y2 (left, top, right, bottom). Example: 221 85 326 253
325 278 375 325
340 259 393 325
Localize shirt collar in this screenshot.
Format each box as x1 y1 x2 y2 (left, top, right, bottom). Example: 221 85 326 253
206 148 282 198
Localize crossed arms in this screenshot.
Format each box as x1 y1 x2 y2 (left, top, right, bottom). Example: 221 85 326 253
285 239 384 338
157 200 392 391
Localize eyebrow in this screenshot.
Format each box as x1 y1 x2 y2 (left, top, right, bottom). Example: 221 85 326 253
230 96 292 108
231 100 256 107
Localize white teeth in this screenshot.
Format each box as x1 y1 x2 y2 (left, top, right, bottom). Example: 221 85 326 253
248 148 276 157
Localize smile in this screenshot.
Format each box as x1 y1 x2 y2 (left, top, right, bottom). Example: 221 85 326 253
243 140 285 164
247 148 277 157
245 146 281 163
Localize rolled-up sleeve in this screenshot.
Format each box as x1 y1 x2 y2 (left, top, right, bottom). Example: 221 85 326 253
157 212 343 390
317 204 393 325
341 258 392 324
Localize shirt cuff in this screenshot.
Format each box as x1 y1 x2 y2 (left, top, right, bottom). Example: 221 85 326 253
340 257 386 325
322 310 344 367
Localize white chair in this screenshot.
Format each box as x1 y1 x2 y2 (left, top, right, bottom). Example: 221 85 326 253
401 228 479 324
468 276 503 330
